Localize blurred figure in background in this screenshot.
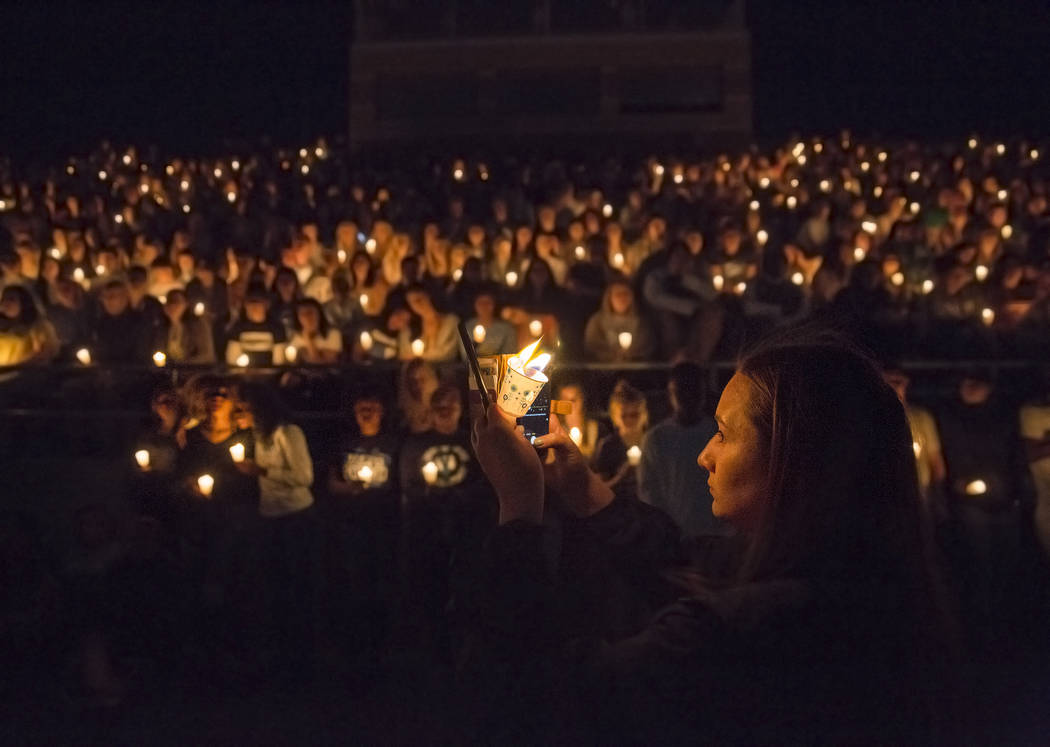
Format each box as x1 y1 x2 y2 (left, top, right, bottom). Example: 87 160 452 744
884 366 947 522
591 380 649 499
555 382 600 458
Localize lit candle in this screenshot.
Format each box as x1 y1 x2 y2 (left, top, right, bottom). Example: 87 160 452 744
574 245 586 260
135 449 150 470
853 247 866 262
759 176 771 189
673 172 684 184
791 272 804 286
712 274 725 292
569 426 582 446
197 474 214 497
909 201 920 214
734 281 747 296
1001 225 1013 240
152 351 167 367
965 479 987 496
314 146 324 158
229 443 245 463
411 338 425 357
529 319 542 338
618 332 633 351
96 264 106 276
76 347 92 365
180 179 190 191
114 214 124 224
236 353 250 367
995 143 1005 155
365 238 377 254
122 154 132 165
98 170 107 181
194 302 206 316
300 164 309 175
299 148 308 158
626 445 642 466
975 264 989 281
453 167 465 181
967 137 978 150
913 441 922 458
756 229 769 246
891 271 904 286
789 178 800 188
182 204 191 214
602 203 614 218
139 182 149 194
653 163 665 176
997 189 1008 201
1030 148 1039 160
873 186 883 198
473 325 486 344
922 279 934 294
819 179 831 192
285 345 298 363
360 293 369 310
749 200 760 211
232 159 241 170
226 191 236 203
506 271 518 286
158 295 167 305
49 246 62 259
795 155 807 166
862 220 877 234
981 308 995 326
337 249 347 263
360 331 373 351
452 268 463 282
786 196 798 210
860 161 871 172
358 465 373 484
73 267 85 283
611 253 625 270
909 170 921 183
422 461 439 485
213 167 223 179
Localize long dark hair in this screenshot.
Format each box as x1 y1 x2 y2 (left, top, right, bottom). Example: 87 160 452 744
237 381 293 439
731 323 962 737
1 285 40 327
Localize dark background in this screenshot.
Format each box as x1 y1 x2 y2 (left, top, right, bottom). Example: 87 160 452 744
1 0 1049 161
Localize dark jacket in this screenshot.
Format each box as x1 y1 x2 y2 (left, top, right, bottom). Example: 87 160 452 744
461 498 944 745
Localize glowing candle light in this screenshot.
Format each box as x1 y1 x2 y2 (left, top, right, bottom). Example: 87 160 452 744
194 302 205 317
759 176 771 189
569 427 582 446
1030 148 1039 160
790 178 800 188
712 274 725 292
997 189 1008 201
506 270 519 286
76 347 92 365
231 159 241 170
909 170 921 183
877 151 888 162
229 443 245 463
673 172 684 184
197 474 214 497
314 146 324 158
298 148 308 158
786 195 798 210
922 279 935 294
975 264 989 281
792 142 805 158
965 479 987 496
73 267 85 283
236 353 250 367
618 332 633 351
749 200 760 211
452 167 465 181
152 351 166 367
359 331 373 351
913 441 922 458
1001 224 1013 240
98 170 108 181
819 179 831 192
813 142 823 153
226 191 236 203
337 249 347 263
626 445 642 466
853 247 866 262
49 247 62 259
300 164 310 175
158 295 167 305
358 465 373 484
968 137 978 149
611 253 624 270
411 338 425 357
734 281 747 296
860 161 870 172
139 182 149 194
67 165 75 175
452 268 463 282
358 293 369 312
791 272 804 286
365 238 377 254
122 154 132 165
529 319 543 338
756 229 769 246
602 203 614 218
285 345 298 363
653 163 665 176
862 220 877 234
910 201 920 214
891 271 905 286
796 155 807 166
422 461 439 485
981 307 995 326
182 205 191 214
995 143 1005 155
180 179 190 191
472 325 487 344
135 450 150 469
873 186 884 198
114 214 124 225
574 245 586 260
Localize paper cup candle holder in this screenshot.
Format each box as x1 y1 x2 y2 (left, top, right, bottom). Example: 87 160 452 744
497 339 551 418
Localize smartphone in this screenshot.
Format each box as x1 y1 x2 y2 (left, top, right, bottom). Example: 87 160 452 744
519 382 551 443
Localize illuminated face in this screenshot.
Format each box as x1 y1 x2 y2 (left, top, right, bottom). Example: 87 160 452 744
431 394 462 435
474 294 496 319
101 286 130 316
0 290 21 319
698 373 769 529
296 303 320 332
612 402 645 436
354 399 384 433
609 284 633 314
244 298 268 323
406 290 430 316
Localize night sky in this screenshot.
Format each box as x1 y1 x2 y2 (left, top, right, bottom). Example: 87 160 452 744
1 0 1049 162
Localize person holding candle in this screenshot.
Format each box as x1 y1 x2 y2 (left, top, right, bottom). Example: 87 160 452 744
555 382 600 459
152 288 216 364
590 380 649 500
465 326 961 744
0 285 59 368
583 279 655 362
397 284 460 362
288 298 343 364
224 284 288 367
232 381 317 680
883 366 947 521
463 287 516 357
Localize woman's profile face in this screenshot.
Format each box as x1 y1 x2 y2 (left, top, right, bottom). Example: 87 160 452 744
698 373 769 529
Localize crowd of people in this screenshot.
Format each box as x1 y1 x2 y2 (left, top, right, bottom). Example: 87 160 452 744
2 135 1050 737
3 133 1050 377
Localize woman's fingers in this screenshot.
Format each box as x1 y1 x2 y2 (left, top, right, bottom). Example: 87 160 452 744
533 430 574 454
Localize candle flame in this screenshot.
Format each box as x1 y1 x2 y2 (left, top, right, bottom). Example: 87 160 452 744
516 339 541 366
526 353 551 374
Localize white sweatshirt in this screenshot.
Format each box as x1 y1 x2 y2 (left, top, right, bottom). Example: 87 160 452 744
254 424 315 517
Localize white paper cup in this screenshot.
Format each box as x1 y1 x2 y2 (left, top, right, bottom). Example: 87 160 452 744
497 366 547 418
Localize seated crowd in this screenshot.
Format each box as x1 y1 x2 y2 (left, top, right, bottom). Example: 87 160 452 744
2 133 1050 374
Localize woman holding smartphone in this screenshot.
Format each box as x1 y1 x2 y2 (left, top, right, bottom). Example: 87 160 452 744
466 326 962 744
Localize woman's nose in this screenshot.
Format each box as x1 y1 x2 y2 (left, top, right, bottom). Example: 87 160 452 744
698 447 713 473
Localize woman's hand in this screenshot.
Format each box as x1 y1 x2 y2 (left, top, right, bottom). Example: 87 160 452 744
471 402 544 525
534 415 614 518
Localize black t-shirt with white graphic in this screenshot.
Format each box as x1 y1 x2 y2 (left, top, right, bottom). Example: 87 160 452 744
225 318 286 366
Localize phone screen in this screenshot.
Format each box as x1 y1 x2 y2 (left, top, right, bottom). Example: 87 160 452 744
519 382 551 443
